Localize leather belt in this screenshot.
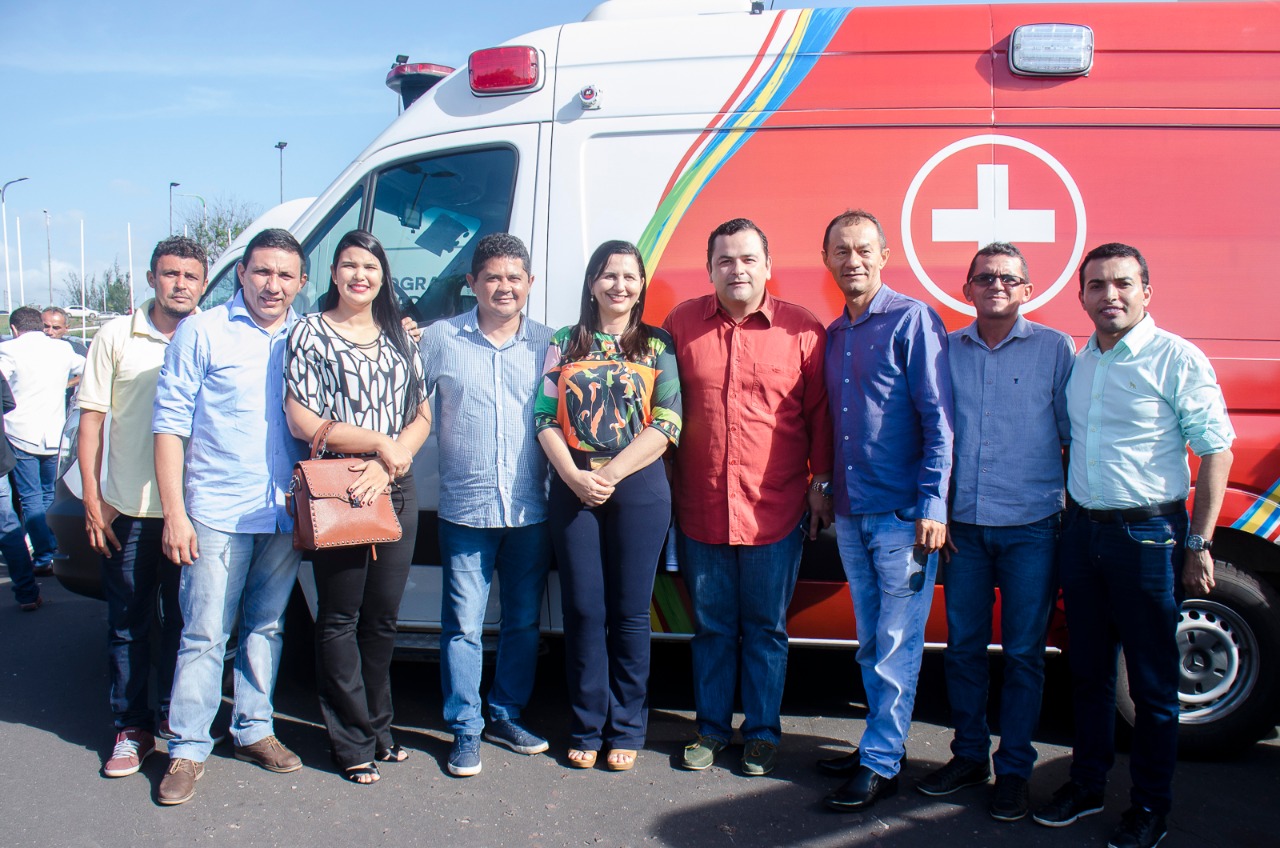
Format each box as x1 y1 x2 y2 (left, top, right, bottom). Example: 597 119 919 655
1070 498 1185 524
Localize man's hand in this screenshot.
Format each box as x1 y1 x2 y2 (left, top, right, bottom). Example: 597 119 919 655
940 523 958 564
1183 549 1216 597
401 316 422 344
916 518 946 553
85 498 122 555
163 512 200 565
806 488 833 540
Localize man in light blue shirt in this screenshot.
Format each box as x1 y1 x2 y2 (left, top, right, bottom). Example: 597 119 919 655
1032 243 1233 848
819 209 954 813
420 233 553 777
152 229 309 805
915 243 1074 821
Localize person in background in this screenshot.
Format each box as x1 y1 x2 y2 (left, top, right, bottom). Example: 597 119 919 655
1032 243 1233 848
0 372 38 610
44 306 91 357
79 236 209 779
0 306 85 578
664 218 833 777
153 229 309 805
535 240 681 772
284 230 431 785
915 242 1074 821
422 233 554 778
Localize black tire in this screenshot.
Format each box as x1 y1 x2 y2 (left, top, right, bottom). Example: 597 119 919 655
1118 561 1280 759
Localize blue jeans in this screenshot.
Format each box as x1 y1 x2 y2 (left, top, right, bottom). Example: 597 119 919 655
9 444 57 566
1059 505 1187 815
439 520 551 736
943 516 1058 778
167 522 300 763
102 514 182 731
679 525 804 745
0 473 37 604
835 511 939 779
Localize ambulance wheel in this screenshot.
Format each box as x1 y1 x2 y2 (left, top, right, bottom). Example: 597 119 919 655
1117 561 1280 758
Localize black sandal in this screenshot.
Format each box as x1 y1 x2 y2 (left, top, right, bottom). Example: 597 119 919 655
375 744 409 763
344 762 380 784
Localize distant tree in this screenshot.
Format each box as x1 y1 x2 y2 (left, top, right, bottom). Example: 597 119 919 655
178 194 260 265
60 260 133 314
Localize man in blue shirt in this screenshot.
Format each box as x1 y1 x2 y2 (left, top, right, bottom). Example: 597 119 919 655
421 233 554 777
1033 244 1233 848
152 229 309 805
819 209 954 813
915 243 1074 821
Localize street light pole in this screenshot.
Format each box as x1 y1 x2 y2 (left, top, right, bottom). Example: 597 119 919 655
43 210 53 305
2 176 30 313
275 142 287 204
169 181 180 234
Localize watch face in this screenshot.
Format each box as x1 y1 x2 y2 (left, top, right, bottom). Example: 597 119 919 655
1187 535 1209 551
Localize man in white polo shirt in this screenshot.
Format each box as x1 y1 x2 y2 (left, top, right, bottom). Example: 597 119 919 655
78 237 209 779
0 306 86 576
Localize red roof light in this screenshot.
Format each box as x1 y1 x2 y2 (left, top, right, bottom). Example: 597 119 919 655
469 46 542 95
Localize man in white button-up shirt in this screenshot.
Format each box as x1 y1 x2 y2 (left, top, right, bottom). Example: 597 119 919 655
0 306 86 575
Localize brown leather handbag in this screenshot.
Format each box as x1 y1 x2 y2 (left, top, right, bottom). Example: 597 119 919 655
287 421 403 555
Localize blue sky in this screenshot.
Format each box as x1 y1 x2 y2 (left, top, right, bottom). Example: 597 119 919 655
1 0 1071 309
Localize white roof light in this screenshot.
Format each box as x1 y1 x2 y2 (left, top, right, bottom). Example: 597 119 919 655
1010 24 1094 77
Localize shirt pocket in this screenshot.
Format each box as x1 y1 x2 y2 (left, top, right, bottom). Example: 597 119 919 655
752 363 801 416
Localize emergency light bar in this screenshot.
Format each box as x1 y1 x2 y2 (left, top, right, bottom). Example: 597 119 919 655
469 46 544 95
1009 24 1094 77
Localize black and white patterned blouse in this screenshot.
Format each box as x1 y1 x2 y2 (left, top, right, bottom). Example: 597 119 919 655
285 314 426 438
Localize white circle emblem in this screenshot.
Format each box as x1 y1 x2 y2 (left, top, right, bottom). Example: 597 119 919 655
900 134 1087 317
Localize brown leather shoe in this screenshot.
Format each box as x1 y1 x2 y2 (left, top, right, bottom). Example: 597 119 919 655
234 735 302 773
157 758 204 805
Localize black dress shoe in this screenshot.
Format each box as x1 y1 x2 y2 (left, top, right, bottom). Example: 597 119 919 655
816 749 861 777
824 765 899 813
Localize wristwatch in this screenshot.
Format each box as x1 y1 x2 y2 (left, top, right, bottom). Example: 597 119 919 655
1186 534 1214 553
809 481 832 499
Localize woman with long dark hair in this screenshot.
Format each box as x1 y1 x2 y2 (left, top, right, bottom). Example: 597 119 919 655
284 230 431 785
534 240 682 771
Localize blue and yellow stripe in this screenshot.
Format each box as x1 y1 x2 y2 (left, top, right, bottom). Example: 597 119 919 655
1232 477 1280 541
637 7 847 272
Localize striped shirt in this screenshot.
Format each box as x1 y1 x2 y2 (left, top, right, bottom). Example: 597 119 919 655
420 308 554 528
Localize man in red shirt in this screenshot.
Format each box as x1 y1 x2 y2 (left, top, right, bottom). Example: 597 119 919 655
664 218 833 776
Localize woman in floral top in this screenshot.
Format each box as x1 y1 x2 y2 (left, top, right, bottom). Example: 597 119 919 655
535 240 681 771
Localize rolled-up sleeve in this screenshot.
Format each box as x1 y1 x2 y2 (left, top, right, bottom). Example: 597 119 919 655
153 319 204 437
1174 349 1235 457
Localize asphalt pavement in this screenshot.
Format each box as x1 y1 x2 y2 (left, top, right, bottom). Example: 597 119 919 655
1 569 1276 848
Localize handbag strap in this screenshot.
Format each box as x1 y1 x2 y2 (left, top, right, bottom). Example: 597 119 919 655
310 420 339 459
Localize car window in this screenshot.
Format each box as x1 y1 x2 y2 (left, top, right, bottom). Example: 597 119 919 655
200 260 238 310
367 147 517 325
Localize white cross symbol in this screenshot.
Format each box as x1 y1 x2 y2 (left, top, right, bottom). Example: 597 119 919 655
931 164 1056 246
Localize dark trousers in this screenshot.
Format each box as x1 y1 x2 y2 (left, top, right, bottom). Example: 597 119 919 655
102 514 182 731
1059 505 1187 815
313 477 417 769
549 459 670 750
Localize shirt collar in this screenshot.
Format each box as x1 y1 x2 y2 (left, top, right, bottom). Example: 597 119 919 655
460 307 530 341
833 283 896 330
957 313 1033 351
130 300 169 342
227 289 297 335
702 290 777 326
1084 312 1157 356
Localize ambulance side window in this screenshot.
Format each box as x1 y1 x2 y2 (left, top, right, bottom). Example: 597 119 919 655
367 147 517 325
298 187 364 315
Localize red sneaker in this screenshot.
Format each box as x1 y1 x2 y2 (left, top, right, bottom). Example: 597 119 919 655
103 728 156 778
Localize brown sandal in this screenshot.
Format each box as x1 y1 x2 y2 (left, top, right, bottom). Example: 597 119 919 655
606 749 636 771
567 748 598 769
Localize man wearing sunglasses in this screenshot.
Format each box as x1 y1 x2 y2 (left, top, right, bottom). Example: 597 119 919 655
818 209 953 813
915 243 1074 821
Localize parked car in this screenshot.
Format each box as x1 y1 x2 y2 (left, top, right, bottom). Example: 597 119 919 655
51 0 1280 757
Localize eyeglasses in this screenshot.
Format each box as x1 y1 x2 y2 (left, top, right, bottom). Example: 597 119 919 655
968 273 1027 288
884 544 931 597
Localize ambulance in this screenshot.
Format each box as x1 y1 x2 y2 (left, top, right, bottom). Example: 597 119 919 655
50 0 1280 756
